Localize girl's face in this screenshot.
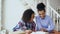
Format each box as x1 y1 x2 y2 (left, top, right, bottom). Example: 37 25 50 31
30 13 35 22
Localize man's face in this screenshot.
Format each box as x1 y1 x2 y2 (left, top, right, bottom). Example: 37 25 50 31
38 10 46 19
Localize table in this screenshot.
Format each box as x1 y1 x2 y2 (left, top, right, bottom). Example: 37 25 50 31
9 31 48 34
49 30 59 34
9 30 60 34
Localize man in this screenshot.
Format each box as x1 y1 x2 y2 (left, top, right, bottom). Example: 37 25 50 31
35 3 54 32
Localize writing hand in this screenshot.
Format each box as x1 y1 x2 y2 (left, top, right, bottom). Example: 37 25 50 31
40 28 47 32
25 30 32 34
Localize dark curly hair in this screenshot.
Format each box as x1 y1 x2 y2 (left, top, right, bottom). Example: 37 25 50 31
22 9 34 22
37 3 46 12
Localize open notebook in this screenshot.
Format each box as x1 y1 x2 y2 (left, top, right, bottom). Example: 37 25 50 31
31 31 49 34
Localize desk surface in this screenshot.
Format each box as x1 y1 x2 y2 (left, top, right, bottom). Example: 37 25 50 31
49 30 60 34
10 31 48 34
9 30 60 34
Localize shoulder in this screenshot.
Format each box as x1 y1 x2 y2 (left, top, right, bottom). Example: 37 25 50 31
18 19 25 25
46 15 51 18
35 15 40 19
46 15 52 20
34 15 39 22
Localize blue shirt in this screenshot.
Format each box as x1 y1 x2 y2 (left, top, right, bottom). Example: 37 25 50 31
35 15 54 32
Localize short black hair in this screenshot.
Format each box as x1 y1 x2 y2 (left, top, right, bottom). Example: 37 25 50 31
37 3 46 12
22 9 34 22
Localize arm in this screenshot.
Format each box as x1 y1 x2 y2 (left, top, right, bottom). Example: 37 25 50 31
13 21 23 31
46 18 55 32
35 16 42 31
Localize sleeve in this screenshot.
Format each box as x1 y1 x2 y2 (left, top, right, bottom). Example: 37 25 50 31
46 17 55 32
35 16 42 31
13 21 23 31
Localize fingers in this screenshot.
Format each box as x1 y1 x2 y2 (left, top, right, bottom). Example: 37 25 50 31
25 30 32 34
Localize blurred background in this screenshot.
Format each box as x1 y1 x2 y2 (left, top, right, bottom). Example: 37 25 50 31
0 0 60 34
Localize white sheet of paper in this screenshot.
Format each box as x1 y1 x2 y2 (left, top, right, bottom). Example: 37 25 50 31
31 31 48 34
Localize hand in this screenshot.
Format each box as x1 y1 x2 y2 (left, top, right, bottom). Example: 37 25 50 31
25 30 32 34
40 28 47 32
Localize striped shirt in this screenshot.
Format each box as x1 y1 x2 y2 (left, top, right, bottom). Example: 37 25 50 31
13 19 36 31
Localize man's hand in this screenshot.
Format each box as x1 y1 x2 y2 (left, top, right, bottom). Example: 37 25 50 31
40 28 47 32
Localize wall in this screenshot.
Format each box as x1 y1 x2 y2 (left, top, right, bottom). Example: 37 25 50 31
0 0 1 30
2 0 30 31
2 0 47 31
49 0 60 10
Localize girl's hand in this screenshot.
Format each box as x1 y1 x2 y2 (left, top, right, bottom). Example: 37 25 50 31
25 30 32 34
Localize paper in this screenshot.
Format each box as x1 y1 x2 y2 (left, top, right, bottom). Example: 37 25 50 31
31 31 48 34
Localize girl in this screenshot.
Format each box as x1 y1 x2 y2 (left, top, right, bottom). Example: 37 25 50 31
13 9 36 34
